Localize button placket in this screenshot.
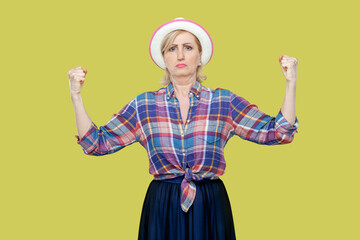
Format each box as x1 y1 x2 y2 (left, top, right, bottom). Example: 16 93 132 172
175 93 197 169
183 95 196 168
174 97 186 166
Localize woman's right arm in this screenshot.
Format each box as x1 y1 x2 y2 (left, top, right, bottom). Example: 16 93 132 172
68 66 139 156
68 66 92 140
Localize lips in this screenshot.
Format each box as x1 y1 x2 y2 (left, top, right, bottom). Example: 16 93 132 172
176 64 187 68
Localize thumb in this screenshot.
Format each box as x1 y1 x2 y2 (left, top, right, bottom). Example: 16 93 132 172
279 55 287 71
279 55 287 77
83 68 87 74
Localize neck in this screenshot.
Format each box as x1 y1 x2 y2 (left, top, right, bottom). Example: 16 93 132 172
172 77 196 98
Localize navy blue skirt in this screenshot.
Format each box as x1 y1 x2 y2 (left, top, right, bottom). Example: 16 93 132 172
138 176 236 240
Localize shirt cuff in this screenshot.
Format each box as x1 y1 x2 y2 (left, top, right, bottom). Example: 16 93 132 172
275 109 299 136
74 122 98 153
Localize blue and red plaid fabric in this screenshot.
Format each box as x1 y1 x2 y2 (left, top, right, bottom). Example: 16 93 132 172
75 81 299 212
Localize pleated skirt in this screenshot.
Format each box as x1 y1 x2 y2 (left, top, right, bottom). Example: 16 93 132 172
138 175 236 240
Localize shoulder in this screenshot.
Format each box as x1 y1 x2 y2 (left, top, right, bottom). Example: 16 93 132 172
134 86 167 100
200 86 250 105
210 87 246 99
200 85 232 98
132 86 167 108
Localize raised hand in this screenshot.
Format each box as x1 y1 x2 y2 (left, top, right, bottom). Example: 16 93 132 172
68 66 88 95
279 55 298 83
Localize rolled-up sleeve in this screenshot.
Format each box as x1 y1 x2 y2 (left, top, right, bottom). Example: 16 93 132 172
74 98 139 156
230 92 299 145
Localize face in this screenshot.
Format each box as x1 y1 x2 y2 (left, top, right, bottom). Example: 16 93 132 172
163 31 201 82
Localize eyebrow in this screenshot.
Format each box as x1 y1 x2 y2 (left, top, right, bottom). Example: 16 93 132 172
170 43 193 46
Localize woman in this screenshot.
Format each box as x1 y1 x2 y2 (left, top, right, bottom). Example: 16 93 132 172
68 18 299 240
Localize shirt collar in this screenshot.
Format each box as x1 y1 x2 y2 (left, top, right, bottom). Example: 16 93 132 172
166 80 202 101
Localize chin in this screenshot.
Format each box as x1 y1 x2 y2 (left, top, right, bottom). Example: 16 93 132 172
173 72 194 77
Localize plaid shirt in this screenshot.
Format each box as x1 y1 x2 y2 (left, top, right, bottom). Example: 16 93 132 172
75 81 299 212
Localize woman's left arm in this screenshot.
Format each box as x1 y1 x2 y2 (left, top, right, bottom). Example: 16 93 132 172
279 55 298 127
230 55 299 145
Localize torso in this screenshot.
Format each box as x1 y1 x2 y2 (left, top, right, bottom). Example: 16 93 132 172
135 84 234 176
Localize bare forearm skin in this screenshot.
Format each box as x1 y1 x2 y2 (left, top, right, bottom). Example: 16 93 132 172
280 81 296 126
71 93 92 140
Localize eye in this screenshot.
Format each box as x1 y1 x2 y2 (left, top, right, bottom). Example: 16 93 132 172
168 47 175 52
185 46 193 50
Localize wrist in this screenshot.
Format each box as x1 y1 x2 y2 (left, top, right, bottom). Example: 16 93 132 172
286 80 297 88
71 92 82 101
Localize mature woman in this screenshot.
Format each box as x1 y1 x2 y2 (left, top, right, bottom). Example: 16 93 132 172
68 18 299 240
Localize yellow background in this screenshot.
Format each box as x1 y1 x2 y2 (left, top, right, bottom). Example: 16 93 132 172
1 0 359 239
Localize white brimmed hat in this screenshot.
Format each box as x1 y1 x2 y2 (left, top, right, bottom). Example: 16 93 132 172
149 17 213 70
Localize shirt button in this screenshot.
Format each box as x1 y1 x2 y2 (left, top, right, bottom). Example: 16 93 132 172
187 120 190 122
181 134 184 137
183 153 185 156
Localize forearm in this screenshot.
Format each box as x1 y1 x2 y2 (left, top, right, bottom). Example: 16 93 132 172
71 93 93 139
280 81 297 126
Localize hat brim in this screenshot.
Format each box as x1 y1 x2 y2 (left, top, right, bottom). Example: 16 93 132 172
149 19 213 70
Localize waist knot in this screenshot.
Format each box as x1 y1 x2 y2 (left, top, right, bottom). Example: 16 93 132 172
185 167 196 181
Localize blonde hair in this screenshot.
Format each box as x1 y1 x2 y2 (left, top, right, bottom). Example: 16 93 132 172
160 30 207 85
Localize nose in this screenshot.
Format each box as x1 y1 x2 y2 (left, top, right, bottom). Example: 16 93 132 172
177 49 184 60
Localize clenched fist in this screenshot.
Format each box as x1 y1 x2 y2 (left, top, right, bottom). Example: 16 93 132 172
68 66 87 95
279 55 298 83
